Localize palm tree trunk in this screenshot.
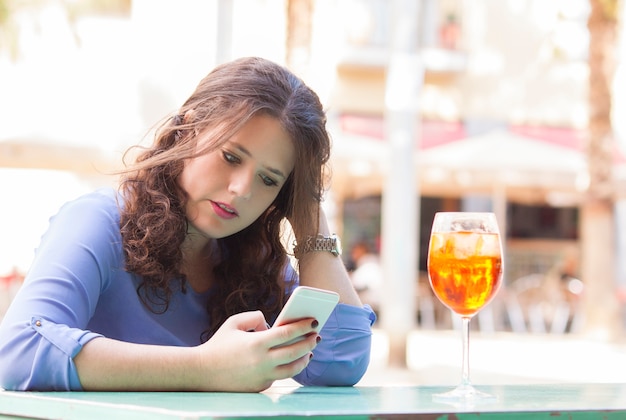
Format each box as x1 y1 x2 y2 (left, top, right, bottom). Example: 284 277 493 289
581 0 622 339
285 0 313 77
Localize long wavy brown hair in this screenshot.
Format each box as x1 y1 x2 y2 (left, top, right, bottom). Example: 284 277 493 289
118 57 331 341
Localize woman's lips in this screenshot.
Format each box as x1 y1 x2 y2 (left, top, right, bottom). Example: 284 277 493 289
210 201 238 219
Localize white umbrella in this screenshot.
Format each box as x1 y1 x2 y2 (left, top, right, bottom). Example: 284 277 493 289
417 129 588 193
331 128 592 203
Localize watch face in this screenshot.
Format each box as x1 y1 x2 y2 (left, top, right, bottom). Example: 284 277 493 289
332 234 342 256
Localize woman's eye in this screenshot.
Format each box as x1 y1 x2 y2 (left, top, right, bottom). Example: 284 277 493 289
260 174 278 187
223 151 240 164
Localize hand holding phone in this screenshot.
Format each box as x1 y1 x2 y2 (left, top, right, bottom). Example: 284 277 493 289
272 286 339 347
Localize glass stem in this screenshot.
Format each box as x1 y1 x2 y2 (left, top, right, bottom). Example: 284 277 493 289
461 316 472 387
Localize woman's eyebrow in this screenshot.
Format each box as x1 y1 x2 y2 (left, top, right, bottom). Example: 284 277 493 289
233 143 287 179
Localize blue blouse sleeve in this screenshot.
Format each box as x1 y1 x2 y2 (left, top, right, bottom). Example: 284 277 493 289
0 190 120 391
292 303 376 386
282 253 377 386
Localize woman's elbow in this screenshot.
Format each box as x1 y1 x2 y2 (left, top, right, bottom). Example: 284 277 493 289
0 358 74 391
0 350 32 391
327 353 371 386
0 335 76 391
296 350 371 386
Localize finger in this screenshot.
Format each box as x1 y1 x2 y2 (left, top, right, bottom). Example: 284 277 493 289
273 352 313 379
227 310 269 332
267 318 318 349
268 332 319 365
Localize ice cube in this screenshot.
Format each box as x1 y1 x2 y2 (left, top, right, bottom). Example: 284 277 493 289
451 218 485 232
452 232 480 258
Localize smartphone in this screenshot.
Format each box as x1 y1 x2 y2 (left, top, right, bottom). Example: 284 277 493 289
272 286 340 346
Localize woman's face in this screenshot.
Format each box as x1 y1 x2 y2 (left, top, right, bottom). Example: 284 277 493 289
179 114 295 240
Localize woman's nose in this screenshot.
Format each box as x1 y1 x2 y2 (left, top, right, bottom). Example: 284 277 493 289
229 170 253 199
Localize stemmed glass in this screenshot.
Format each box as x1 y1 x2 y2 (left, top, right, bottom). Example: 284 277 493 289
427 212 503 402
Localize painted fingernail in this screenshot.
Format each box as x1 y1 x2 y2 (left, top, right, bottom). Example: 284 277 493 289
311 320 319 329
316 335 322 343
309 353 314 360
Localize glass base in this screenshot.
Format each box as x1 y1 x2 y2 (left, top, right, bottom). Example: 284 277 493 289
433 383 497 405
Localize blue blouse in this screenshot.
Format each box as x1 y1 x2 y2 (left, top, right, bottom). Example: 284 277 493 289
0 189 376 391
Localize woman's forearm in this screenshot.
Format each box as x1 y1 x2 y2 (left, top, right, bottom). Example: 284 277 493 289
296 211 362 306
74 311 319 392
74 337 204 391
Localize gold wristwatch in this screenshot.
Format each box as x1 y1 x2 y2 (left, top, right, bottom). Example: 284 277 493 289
293 234 342 258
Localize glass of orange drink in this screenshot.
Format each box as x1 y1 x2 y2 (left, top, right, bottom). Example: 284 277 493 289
427 212 503 402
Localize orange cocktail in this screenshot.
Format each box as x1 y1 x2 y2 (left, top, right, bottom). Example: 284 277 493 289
428 231 502 316
426 212 504 402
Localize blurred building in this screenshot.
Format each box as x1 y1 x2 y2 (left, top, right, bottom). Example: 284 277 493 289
1 0 625 332
302 0 626 332
307 1 623 276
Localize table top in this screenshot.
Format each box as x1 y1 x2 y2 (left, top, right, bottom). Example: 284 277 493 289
1 383 626 419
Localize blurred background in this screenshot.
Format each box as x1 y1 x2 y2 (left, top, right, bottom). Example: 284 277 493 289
1 0 626 383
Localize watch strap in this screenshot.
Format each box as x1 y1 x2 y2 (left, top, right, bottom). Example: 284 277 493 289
293 234 340 258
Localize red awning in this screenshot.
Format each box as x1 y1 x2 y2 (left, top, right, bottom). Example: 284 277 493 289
338 114 466 149
338 113 624 162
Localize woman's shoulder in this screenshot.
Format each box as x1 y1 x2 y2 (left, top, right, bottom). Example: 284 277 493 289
30 188 126 290
59 187 121 218
78 187 120 206
46 188 123 241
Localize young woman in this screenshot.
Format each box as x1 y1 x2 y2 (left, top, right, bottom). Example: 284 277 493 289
0 57 375 392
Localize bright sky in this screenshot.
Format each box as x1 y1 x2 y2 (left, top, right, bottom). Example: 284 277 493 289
0 6 137 273
0 0 285 274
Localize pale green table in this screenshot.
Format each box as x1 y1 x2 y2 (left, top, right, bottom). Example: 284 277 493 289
1 383 625 419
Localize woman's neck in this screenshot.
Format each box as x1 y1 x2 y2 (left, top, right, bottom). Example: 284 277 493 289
182 233 217 294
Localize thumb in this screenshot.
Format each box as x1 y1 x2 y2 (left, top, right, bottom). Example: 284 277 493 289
228 310 269 332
